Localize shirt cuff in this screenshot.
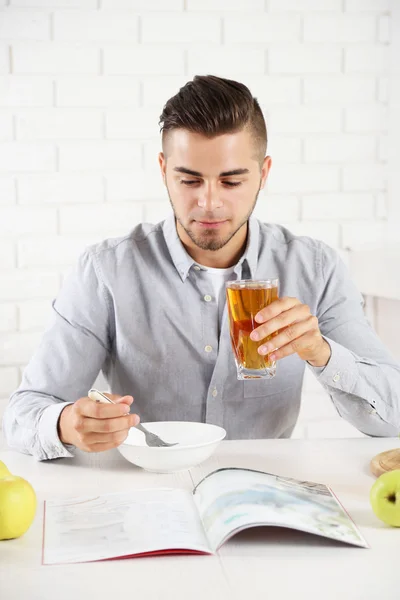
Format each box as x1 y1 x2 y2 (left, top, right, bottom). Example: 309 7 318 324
38 402 75 460
308 336 358 393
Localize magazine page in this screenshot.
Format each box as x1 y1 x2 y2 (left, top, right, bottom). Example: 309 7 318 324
43 488 211 565
192 468 369 552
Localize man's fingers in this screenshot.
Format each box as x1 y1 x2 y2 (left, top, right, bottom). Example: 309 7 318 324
77 413 139 434
82 431 130 453
78 396 134 419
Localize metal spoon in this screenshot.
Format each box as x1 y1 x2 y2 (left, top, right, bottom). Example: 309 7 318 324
88 388 178 448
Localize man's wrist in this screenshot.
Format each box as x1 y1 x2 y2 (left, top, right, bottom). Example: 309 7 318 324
57 404 74 445
307 339 331 368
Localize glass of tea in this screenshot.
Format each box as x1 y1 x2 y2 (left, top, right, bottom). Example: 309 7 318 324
226 279 279 380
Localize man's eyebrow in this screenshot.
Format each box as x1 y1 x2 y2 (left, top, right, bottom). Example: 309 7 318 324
173 167 250 177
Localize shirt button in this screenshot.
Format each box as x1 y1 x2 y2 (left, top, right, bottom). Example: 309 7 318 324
212 388 218 397
193 265 201 271
205 345 213 353
204 294 212 302
333 373 340 382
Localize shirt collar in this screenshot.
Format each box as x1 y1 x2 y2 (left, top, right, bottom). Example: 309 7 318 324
163 213 260 282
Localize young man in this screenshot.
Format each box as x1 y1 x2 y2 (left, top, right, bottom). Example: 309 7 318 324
3 75 400 460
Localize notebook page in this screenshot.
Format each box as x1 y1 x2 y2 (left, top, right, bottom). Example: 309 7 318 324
193 468 368 552
43 488 211 565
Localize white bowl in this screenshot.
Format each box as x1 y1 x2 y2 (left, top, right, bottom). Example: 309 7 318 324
117 421 226 473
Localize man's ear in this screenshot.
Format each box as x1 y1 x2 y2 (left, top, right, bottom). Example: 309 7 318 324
158 152 167 185
260 155 272 190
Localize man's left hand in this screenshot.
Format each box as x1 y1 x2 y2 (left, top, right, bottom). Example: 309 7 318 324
250 297 331 368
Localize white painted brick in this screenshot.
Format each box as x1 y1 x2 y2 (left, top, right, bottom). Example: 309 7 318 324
0 113 13 141
143 76 193 107
0 271 59 301
142 141 162 172
345 46 389 73
143 200 173 224
13 42 99 74
54 11 138 42
238 76 301 106
101 0 182 8
268 107 341 133
378 15 390 43
18 174 103 204
0 304 17 332
11 0 97 6
343 165 387 191
106 172 165 201
59 141 141 171
375 192 387 218
345 0 390 11
0 45 8 73
265 136 301 163
304 15 375 43
16 109 103 140
269 45 341 74
59 203 143 235
189 0 264 8
270 0 340 8
0 76 52 107
0 177 16 204
305 419 365 439
0 241 15 268
18 300 52 331
0 10 50 41
303 76 375 105
378 78 388 103
56 76 140 107
0 143 55 172
187 48 265 78
282 221 340 248
104 46 184 75
17 236 99 267
142 14 219 44
345 106 388 132
0 206 57 236
302 193 375 220
106 109 160 139
252 195 300 223
0 332 42 366
225 15 300 44
267 164 339 193
0 367 18 396
378 136 388 162
341 222 388 250
304 135 375 163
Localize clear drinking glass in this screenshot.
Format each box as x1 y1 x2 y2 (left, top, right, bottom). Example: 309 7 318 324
226 279 279 380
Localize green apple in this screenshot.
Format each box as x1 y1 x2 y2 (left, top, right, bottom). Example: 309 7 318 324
370 469 400 527
0 471 37 540
0 460 10 479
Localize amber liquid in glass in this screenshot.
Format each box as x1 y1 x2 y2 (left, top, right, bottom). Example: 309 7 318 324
226 284 279 377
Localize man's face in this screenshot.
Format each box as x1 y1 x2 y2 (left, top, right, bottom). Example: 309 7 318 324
159 128 271 252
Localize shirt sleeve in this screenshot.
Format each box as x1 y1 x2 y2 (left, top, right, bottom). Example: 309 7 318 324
308 242 400 437
2 249 112 460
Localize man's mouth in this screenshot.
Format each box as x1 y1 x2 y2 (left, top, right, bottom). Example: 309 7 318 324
195 220 228 229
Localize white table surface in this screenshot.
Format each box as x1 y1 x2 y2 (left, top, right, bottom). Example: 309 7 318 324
0 435 399 600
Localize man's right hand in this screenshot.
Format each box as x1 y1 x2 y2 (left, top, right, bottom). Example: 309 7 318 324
58 394 140 453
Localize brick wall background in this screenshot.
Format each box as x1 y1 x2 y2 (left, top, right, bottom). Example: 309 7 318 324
0 0 396 439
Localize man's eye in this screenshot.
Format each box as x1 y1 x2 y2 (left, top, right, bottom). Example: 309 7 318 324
181 180 199 186
223 181 242 187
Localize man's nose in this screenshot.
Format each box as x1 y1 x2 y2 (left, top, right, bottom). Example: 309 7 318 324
197 184 223 211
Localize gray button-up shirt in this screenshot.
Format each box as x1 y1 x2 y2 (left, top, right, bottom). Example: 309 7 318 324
3 215 400 460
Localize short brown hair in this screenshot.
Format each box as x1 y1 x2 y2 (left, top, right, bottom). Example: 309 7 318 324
159 75 267 164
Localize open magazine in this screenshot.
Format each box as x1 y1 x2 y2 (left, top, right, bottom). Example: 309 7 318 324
42 467 369 565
